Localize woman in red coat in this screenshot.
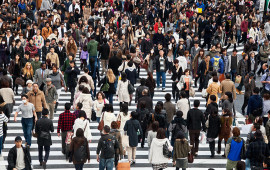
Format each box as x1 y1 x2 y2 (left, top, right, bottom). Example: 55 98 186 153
154 18 163 33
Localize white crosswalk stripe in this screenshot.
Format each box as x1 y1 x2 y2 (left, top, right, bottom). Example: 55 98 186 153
0 43 249 170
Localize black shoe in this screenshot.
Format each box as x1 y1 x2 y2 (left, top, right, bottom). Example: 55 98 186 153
217 151 221 154
42 161 46 169
210 155 214 158
40 162 42 166
222 154 226 157
141 144 144 148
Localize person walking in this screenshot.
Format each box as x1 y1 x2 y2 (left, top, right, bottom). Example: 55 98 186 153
124 111 142 165
172 131 190 170
116 103 131 133
247 87 263 122
116 72 130 107
225 127 246 170
75 87 93 119
7 136 32 170
93 92 109 123
27 83 47 119
176 91 190 120
219 73 237 100
186 100 206 156
0 106 8 154
65 60 80 103
169 111 188 146
98 69 116 104
149 128 172 170
242 72 256 114
69 128 90 170
164 93 176 138
73 111 92 143
57 103 76 155
35 109 54 169
236 54 249 95
96 125 119 170
0 80 15 115
206 76 220 105
34 63 50 90
178 69 194 98
43 78 58 119
14 95 37 147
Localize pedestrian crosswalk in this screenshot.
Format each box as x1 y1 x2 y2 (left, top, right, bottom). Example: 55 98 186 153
0 43 249 170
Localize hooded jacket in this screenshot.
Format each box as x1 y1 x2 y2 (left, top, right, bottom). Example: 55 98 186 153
149 138 172 164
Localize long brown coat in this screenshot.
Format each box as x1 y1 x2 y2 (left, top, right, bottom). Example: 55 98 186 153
219 79 237 100
218 116 232 141
109 129 123 156
206 82 220 105
27 89 47 112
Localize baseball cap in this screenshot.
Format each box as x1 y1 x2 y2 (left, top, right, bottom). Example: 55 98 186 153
15 136 22 142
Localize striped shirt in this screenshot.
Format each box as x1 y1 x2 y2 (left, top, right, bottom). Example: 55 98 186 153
0 113 8 136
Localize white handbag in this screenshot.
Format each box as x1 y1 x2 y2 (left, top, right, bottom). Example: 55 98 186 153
176 81 183 91
202 88 208 98
122 135 129 148
189 87 195 97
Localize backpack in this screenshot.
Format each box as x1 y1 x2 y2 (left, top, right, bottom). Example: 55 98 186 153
73 139 87 162
213 57 220 72
172 122 184 139
103 137 116 159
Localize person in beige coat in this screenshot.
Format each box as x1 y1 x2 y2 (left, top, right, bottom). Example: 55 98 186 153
77 68 95 91
46 47 60 68
219 73 237 100
206 76 221 105
75 88 93 119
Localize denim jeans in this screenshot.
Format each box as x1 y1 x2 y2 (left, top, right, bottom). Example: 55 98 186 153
21 118 33 146
96 117 101 123
231 69 237 82
74 163 84 170
0 136 3 154
114 76 119 89
105 93 113 104
245 158 250 170
38 145 50 163
99 158 114 170
156 71 166 88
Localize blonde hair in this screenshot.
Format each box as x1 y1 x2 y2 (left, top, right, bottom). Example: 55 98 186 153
106 69 116 83
23 62 33 77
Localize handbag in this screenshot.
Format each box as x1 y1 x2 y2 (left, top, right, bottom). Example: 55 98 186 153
141 60 148 70
235 75 242 84
101 78 110 92
176 81 183 91
188 152 194 163
91 109 97 121
202 88 208 98
116 115 121 129
128 82 135 94
97 112 105 131
15 77 25 87
32 131 38 138
122 134 129 147
163 141 172 158
65 131 73 144
205 115 210 128
133 55 142 64
189 87 195 97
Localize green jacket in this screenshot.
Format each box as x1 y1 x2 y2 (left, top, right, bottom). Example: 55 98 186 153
61 59 70 83
87 40 99 57
31 60 41 74
173 139 190 162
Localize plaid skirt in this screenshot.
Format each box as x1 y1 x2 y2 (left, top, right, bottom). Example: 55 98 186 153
152 163 168 170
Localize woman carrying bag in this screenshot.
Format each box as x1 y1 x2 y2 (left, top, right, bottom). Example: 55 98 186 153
69 128 90 170
178 69 194 98
173 131 191 170
73 111 92 143
98 69 116 104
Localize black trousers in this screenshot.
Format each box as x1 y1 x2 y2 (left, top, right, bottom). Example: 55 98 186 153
172 82 180 101
199 74 206 91
38 145 50 163
241 96 249 113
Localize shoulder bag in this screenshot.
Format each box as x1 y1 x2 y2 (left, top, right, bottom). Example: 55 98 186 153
188 152 194 163
97 112 105 131
101 77 110 92
116 114 121 129
163 140 172 158
128 81 135 94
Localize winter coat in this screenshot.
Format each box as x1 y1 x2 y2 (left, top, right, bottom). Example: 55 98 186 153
65 66 80 87
102 111 116 127
244 78 256 97
207 114 221 139
206 82 220 105
124 118 142 147
69 137 90 164
35 116 54 146
164 101 176 123
25 43 38 58
247 95 263 116
43 84 58 103
187 108 205 131
87 40 99 56
7 146 32 170
99 43 110 60
116 80 130 103
149 138 171 164
219 79 237 100
41 27 53 40
108 55 122 76
27 89 47 112
48 71 65 90
125 67 137 86
176 98 190 120
46 52 60 68
246 138 269 167
169 117 187 139
73 118 92 141
259 44 270 62
110 129 123 156
218 115 232 140
75 93 93 118
173 139 190 162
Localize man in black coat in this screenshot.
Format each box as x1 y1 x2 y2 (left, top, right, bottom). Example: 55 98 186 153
65 60 80 103
55 41 66 67
187 100 206 156
35 109 54 168
108 51 122 79
42 39 51 62
153 28 165 46
141 34 153 56
99 38 110 76
7 136 32 170
135 78 149 103
138 88 153 111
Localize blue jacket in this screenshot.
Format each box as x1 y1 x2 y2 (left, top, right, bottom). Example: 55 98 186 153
227 137 244 161
247 95 263 115
196 2 205 11
210 56 224 74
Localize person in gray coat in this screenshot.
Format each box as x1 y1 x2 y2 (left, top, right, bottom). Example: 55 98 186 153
124 111 142 164
43 78 58 119
34 63 50 90
35 109 54 169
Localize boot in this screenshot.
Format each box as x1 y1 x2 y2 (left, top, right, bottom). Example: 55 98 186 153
209 141 215 157
54 102 59 113
217 140 221 154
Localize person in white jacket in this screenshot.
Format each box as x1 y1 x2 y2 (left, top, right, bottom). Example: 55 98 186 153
116 73 130 107
149 128 172 169
116 103 131 133
101 104 116 127
73 111 92 142
69 0 80 13
75 87 93 119
249 24 259 42
176 91 190 120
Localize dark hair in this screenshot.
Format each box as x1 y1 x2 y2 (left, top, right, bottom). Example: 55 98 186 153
121 73 127 82
140 78 146 85
76 102 83 109
139 101 146 109
96 91 105 99
78 85 85 91
157 101 163 108
1 80 9 88
65 103 71 110
154 104 162 114
184 69 190 74
213 76 218 82
253 87 260 94
194 100 200 107
83 68 89 73
128 60 133 67
232 127 240 137
210 95 216 101
165 93 171 102
21 94 29 99
83 45 87 51
156 128 166 139
76 128 85 138
82 87 90 94
254 129 263 139
120 103 128 116
111 121 118 129
103 125 110 133
131 111 138 119
223 108 232 116
225 73 231 79
180 91 187 98
106 104 114 112
176 111 183 117
211 107 218 116
225 91 233 103
79 76 88 84
152 121 159 132
78 110 87 119
42 108 49 115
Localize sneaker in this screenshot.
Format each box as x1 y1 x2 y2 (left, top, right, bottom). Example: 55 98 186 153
194 152 198 156
162 88 166 92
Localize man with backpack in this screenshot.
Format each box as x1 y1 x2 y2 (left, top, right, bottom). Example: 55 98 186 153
210 54 224 78
261 67 270 95
168 111 187 146
247 87 263 122
96 125 119 170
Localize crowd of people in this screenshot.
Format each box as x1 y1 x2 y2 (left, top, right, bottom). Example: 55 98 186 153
0 0 270 169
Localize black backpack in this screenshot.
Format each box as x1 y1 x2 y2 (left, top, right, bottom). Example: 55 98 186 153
172 122 184 139
73 139 87 162
103 137 116 159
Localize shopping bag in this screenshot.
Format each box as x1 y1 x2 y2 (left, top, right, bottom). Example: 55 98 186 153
200 131 206 144
122 134 129 148
202 88 208 98
235 75 242 84
117 160 131 170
